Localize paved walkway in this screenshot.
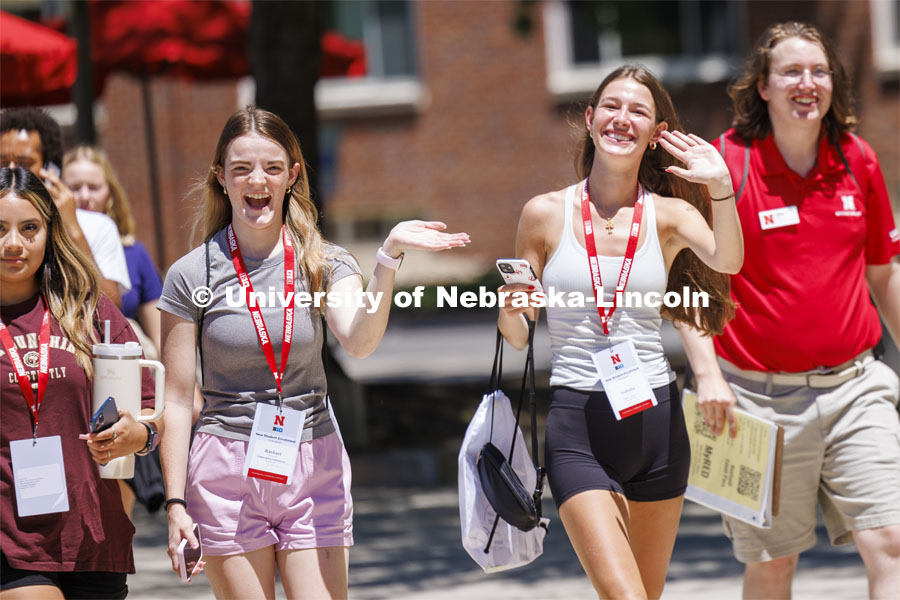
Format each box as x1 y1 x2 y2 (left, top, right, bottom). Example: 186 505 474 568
128 486 867 599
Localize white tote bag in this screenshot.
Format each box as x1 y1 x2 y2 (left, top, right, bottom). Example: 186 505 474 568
458 327 548 572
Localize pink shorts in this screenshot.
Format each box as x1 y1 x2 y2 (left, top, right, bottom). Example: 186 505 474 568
186 431 353 556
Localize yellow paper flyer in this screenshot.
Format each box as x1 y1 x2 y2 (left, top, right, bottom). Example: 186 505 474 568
683 389 782 527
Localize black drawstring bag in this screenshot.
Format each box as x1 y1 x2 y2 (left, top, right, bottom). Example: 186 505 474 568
476 318 545 545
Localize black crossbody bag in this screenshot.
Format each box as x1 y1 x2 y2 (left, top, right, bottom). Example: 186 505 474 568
476 317 546 550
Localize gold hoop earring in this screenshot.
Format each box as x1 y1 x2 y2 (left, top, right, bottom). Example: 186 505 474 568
650 141 658 150
223 188 228 195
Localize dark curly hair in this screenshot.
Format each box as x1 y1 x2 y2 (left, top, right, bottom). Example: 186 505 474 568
0 107 64 167
727 22 857 143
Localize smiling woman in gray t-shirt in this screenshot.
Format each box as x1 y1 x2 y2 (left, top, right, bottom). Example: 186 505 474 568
159 229 358 444
157 108 469 599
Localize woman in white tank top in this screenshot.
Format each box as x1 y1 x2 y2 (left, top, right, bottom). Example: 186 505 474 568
498 65 743 598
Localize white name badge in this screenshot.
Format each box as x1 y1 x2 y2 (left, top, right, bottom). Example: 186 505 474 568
591 340 658 420
10 436 69 517
243 403 306 485
758 206 800 230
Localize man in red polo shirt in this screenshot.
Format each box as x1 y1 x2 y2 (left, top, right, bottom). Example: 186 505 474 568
679 22 899 599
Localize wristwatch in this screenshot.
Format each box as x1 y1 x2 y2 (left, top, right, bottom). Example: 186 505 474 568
135 421 159 457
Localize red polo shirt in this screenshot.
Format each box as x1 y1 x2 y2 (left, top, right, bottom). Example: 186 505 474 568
714 129 899 372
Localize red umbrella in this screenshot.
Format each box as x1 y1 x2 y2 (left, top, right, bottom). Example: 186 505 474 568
89 1 364 81
0 10 78 107
89 0 251 81
321 31 366 78
85 0 366 266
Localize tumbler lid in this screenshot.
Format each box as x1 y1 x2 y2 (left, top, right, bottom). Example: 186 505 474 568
92 341 143 359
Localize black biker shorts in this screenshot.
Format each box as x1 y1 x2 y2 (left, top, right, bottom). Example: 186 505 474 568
0 553 127 599
545 381 690 505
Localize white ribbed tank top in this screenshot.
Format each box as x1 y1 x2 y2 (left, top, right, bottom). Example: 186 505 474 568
542 182 675 390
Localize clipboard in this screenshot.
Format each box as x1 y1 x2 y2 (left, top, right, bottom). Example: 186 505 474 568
682 389 784 528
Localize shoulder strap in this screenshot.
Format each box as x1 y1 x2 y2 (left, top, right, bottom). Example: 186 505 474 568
510 318 543 512
197 240 210 386
835 133 867 194
718 133 750 202
321 314 330 410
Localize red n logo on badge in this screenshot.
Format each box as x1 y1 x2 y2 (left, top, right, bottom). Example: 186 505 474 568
764 214 774 226
274 415 285 427
611 353 625 371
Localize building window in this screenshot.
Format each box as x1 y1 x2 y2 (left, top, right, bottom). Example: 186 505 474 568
544 0 739 101
871 0 900 78
321 0 417 79
317 0 425 118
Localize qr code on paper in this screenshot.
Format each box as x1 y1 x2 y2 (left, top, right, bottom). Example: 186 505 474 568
737 465 761 499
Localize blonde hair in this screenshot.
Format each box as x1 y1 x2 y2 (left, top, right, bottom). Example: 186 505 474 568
63 146 137 244
574 65 735 335
0 167 101 377
195 108 332 308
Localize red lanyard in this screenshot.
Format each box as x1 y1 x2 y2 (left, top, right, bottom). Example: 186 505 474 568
227 224 295 406
0 301 51 439
580 179 644 335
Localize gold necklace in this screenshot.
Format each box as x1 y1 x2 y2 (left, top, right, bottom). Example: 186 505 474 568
604 217 614 235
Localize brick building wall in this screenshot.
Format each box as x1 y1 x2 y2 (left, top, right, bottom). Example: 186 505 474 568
324 0 576 283
98 74 239 269
90 0 898 279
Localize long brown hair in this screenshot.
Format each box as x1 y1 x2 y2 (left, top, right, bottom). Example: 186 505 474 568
574 65 735 335
0 167 101 377
727 21 857 142
195 108 332 305
63 146 137 244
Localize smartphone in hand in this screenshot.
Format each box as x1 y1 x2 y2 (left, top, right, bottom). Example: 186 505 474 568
496 258 543 291
90 397 119 434
178 524 204 583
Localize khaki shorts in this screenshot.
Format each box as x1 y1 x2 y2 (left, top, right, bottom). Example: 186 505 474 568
719 357 900 563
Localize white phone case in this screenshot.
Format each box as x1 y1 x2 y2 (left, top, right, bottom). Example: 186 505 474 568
496 258 543 291
177 526 203 583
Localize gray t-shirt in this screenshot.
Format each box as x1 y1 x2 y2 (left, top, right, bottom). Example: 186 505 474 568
158 228 360 443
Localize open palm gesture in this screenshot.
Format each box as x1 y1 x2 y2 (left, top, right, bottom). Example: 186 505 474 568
384 220 470 255
658 130 731 189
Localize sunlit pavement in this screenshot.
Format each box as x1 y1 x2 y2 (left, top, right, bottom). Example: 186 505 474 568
129 485 866 599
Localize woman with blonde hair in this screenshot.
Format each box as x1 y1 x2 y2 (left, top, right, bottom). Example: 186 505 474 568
63 146 170 517
63 146 162 358
0 166 159 598
158 107 468 597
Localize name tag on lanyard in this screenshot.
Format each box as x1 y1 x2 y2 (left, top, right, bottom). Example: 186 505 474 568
10 436 69 516
243 403 306 485
591 340 657 420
